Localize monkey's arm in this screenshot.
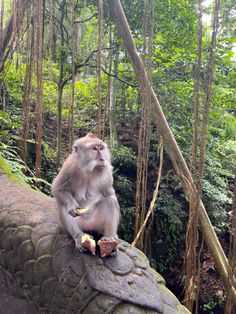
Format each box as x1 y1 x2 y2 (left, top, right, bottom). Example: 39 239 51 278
59 205 96 254
52 177 94 253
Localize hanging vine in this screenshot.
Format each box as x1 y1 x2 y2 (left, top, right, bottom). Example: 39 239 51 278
134 0 153 252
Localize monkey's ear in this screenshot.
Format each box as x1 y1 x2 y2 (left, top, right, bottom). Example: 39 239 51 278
73 145 78 153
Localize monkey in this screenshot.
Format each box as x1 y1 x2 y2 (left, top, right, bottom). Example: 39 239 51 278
52 133 120 257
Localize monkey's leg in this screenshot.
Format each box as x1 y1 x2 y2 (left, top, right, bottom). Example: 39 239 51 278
59 208 96 255
97 195 120 257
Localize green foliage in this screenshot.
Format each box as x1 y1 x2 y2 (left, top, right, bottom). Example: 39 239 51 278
149 183 187 277
202 294 226 312
118 206 135 243
0 144 50 190
111 145 136 172
4 63 24 107
202 154 234 233
110 145 136 241
0 110 12 143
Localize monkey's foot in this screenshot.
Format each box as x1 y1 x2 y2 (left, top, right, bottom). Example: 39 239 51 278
98 237 118 257
77 234 96 255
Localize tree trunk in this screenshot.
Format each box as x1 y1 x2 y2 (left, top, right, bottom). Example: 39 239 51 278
67 3 75 154
56 0 66 168
108 0 236 300
0 0 5 108
105 24 113 142
49 0 56 57
20 11 34 163
0 0 29 73
184 1 203 310
34 0 44 178
198 0 220 181
0 0 4 62
190 0 203 176
225 170 236 312
96 0 103 138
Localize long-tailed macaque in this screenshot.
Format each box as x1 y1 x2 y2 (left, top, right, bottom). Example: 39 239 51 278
52 133 120 257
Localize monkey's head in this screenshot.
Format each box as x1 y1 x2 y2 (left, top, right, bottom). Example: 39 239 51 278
73 133 111 172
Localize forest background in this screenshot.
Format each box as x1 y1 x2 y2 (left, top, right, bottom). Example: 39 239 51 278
0 0 235 313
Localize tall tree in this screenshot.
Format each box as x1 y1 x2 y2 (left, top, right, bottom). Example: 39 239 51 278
67 1 76 153
96 0 103 138
184 0 203 311
20 11 34 163
0 0 29 73
0 0 5 108
198 0 220 180
34 0 44 178
48 0 56 56
56 0 66 168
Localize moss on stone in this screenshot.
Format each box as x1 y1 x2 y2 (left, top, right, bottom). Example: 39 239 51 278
0 154 28 187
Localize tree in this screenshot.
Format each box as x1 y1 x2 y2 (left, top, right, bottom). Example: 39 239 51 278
96 0 104 138
184 0 203 310
34 0 44 178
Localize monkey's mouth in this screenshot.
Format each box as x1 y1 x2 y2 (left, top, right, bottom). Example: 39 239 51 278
96 165 106 171
92 164 106 172
96 161 106 168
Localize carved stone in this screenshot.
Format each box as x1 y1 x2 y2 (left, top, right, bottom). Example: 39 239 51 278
0 171 190 313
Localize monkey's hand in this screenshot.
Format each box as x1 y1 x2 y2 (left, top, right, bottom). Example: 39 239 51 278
75 233 96 256
98 237 118 258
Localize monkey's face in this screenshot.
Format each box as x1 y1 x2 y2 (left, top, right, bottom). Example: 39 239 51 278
73 135 111 173
86 142 108 170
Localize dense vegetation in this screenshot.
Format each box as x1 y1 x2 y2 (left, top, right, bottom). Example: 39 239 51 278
0 0 235 312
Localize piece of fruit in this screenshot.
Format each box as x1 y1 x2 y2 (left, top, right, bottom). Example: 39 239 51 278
81 234 96 255
98 238 118 257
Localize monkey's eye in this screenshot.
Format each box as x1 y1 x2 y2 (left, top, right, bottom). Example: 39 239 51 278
92 147 98 151
100 146 105 150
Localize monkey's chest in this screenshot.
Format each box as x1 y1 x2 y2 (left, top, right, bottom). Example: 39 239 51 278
73 181 102 206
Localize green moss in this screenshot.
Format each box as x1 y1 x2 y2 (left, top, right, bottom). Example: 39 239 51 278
0 154 28 187
0 154 12 176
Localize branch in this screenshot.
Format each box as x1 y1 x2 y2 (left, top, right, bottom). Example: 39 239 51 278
60 47 113 88
60 49 98 88
45 8 69 44
101 66 138 88
89 64 138 88
74 14 97 24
